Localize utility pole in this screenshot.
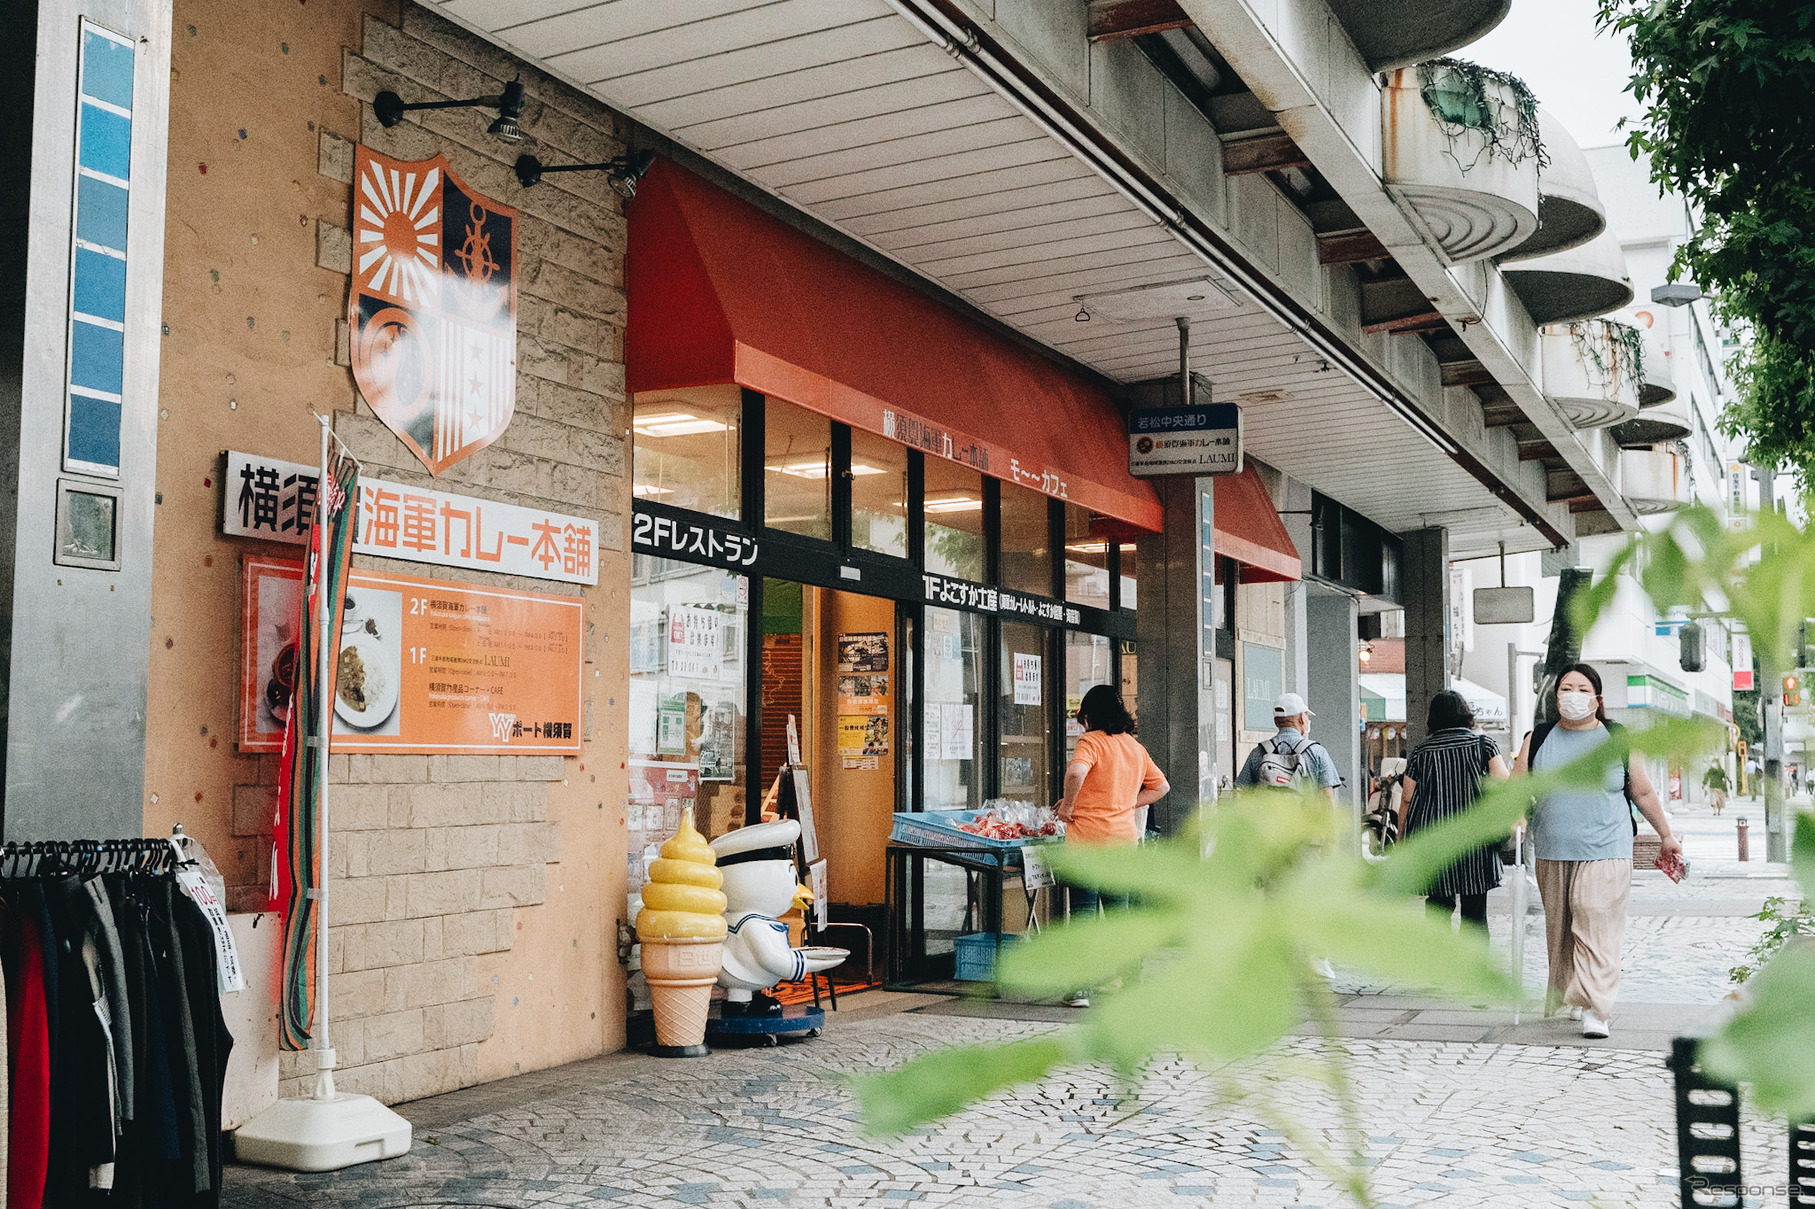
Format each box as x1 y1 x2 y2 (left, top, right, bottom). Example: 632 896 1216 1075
1758 463 1788 862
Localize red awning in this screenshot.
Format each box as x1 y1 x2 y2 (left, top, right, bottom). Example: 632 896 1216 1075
627 159 1163 531
1215 465 1301 583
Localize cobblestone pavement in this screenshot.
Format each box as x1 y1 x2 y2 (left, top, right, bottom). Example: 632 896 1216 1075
226 819 1804 1209
225 1009 1788 1209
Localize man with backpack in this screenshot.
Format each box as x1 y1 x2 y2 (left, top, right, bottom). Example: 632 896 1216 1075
1236 693 1343 801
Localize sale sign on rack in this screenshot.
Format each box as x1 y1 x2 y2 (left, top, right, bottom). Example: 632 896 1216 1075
241 556 582 754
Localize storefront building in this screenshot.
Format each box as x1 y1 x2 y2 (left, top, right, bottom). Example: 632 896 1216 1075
0 0 1654 1117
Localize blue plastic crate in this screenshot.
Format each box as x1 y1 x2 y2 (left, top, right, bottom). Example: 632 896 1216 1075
890 810 1022 849
953 931 1021 982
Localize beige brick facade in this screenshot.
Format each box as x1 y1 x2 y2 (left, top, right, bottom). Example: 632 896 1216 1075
149 0 631 1106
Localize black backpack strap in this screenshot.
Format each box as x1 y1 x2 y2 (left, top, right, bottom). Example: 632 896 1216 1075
1529 720 1556 766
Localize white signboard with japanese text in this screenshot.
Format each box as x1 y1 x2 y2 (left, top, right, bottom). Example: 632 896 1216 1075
1013 652 1043 706
223 451 598 585
1127 404 1242 477
667 605 725 680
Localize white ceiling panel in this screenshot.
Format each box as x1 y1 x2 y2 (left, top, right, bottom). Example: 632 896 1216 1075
636 45 954 128
812 158 1098 221
675 68 987 150
530 0 876 77
745 115 1032 187
864 192 1130 250
773 137 1069 205
580 18 924 104
709 94 1016 170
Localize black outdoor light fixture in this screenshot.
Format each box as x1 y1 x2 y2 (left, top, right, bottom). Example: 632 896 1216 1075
373 77 526 143
515 148 657 199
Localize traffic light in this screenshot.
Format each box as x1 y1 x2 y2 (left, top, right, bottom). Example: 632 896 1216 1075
1786 674 1802 707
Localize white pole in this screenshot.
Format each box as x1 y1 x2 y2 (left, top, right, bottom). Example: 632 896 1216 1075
313 414 337 1100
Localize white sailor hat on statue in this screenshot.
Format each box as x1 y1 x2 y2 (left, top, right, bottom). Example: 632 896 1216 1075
709 819 800 866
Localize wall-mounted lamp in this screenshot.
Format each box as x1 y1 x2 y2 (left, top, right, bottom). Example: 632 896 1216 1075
1651 282 1704 307
1358 640 1374 665
514 148 657 199
373 78 526 143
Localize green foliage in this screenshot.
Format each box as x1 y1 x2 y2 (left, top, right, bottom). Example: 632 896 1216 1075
1598 1 1815 481
1414 58 1547 171
1726 894 1814 984
1568 319 1647 400
1703 811 1815 1116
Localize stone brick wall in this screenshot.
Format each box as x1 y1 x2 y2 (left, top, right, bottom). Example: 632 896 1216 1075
152 0 630 1107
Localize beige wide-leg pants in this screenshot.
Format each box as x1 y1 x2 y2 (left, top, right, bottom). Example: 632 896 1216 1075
1535 857 1632 1019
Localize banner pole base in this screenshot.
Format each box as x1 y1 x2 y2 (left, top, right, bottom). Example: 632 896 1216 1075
233 1046 411 1172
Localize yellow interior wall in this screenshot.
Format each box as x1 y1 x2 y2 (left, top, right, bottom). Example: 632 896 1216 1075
815 590 896 907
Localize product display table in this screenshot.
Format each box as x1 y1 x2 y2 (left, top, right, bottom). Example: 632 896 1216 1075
883 839 1050 987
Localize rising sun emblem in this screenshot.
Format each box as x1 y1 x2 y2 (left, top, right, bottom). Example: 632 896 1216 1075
355 158 441 305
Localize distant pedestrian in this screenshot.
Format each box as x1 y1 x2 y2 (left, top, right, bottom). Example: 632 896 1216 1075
1702 762 1729 816
1745 756 1762 796
1236 693 1343 800
1515 663 1682 1039
1397 690 1512 927
1054 684 1168 1008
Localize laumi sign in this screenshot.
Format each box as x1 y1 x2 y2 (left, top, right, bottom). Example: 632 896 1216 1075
1127 403 1242 477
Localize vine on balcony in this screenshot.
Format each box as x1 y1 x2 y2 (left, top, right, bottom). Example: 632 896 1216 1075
1414 58 1548 174
1568 319 1646 398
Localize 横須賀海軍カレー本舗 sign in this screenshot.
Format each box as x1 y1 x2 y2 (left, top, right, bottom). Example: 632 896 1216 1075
1127 404 1241 477
240 557 581 754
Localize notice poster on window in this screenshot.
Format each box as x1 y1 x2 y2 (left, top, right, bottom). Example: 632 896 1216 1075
667 605 724 680
698 696 737 782
935 701 974 762
1013 652 1043 706
836 631 889 674
240 557 582 754
837 713 890 759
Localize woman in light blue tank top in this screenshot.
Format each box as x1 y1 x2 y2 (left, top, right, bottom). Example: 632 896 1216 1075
1514 664 1680 1039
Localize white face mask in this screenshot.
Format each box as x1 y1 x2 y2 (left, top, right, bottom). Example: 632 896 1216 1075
1557 690 1598 722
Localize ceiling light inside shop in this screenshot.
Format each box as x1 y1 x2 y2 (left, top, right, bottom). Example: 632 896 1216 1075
634 411 729 438
1065 541 1109 554
632 483 673 498
767 460 885 479
925 492 983 514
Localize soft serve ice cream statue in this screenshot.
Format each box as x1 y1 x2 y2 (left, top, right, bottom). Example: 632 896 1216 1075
636 811 727 1055
707 820 847 1015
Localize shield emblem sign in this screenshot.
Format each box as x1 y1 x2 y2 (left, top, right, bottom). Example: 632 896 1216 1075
349 145 518 475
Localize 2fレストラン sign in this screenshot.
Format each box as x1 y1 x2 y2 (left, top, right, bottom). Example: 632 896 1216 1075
1127 404 1242 477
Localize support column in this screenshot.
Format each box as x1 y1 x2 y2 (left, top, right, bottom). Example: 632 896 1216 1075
1136 475 1217 835
1306 588 1361 818
1278 477 1313 700
1401 527 1452 748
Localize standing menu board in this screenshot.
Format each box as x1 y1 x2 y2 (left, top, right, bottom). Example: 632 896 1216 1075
241 556 582 754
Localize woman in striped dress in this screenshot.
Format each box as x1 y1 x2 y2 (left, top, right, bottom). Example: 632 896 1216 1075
1396 689 1512 926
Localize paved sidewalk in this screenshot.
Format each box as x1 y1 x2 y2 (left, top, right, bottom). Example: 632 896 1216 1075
224 825 1803 1209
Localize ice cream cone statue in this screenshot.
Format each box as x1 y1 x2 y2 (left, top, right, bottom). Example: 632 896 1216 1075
636 811 727 1056
708 820 847 1015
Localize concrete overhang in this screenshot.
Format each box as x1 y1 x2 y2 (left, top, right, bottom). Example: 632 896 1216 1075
1498 108 1607 263
1502 227 1635 325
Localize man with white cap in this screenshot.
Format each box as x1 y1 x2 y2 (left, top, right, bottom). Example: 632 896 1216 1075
1235 692 1342 801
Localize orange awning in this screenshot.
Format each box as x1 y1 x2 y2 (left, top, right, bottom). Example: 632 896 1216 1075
1215 465 1301 583
627 158 1163 532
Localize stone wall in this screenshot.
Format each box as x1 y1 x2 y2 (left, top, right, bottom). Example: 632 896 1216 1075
149 0 631 1105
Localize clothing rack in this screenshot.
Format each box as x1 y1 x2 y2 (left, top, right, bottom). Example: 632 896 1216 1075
0 837 178 878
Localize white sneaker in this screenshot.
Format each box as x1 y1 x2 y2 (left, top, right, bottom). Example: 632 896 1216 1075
1581 1012 1610 1038
1568 1006 1583 1021
1063 993 1090 1008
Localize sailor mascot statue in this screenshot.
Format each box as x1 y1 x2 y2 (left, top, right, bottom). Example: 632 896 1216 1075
707 819 847 1016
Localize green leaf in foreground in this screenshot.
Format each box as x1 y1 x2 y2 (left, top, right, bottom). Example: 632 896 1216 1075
1702 939 1815 1122
852 1036 1070 1136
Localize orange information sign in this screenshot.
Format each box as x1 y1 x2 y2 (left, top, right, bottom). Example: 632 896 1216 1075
241 556 582 754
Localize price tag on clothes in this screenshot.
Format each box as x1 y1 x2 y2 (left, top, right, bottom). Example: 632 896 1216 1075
176 868 247 994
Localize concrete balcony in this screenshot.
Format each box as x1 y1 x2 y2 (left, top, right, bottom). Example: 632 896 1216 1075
1611 391 1693 448
1497 108 1607 263
1329 0 1513 72
1541 320 1643 430
1501 227 1634 325
1383 64 1541 264
1620 447 1692 513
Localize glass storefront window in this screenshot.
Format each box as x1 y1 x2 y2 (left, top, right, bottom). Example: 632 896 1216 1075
1000 483 1053 597
851 427 909 559
999 621 1050 805
765 399 832 540
1119 542 1138 610
923 460 984 581
923 606 982 811
1064 631 1114 759
1062 503 1110 610
631 385 742 519
628 556 749 880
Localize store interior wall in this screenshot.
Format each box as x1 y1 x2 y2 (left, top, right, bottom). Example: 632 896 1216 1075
144 0 632 1104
